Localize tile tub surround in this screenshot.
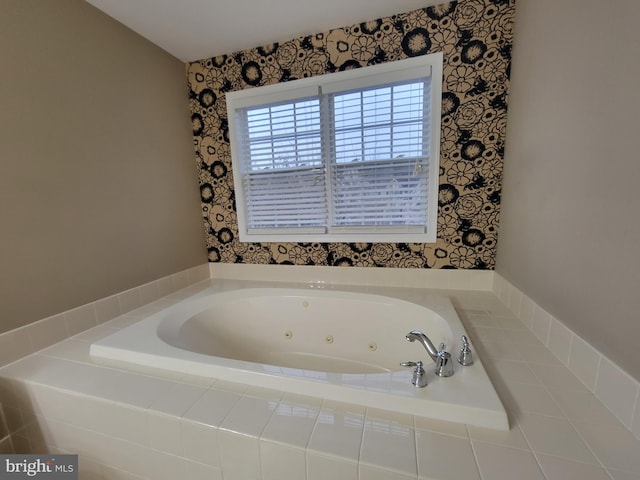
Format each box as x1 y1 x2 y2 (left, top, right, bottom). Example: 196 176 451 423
493 273 640 441
0 264 211 370
0 267 637 478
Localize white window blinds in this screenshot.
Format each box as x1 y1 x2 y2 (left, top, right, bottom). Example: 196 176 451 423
227 53 442 243
241 98 326 232
330 81 429 230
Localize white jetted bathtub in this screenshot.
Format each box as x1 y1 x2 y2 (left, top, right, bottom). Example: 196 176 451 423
90 283 508 430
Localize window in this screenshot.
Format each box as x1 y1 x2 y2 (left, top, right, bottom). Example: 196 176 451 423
227 53 442 243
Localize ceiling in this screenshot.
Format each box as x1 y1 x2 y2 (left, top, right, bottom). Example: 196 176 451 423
85 0 440 62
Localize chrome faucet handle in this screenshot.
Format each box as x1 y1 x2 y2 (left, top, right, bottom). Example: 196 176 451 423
435 343 454 377
458 335 474 366
400 360 428 388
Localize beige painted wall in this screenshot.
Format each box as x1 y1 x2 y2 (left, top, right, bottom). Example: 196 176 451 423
498 0 640 380
0 0 206 333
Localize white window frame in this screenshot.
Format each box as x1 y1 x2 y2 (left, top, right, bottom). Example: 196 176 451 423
226 52 442 243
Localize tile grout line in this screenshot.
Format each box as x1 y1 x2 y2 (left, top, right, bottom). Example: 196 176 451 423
523 370 618 478
562 417 618 480
412 415 420 480
465 426 489 480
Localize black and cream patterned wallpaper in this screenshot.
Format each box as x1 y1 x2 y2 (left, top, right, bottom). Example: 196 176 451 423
187 0 515 269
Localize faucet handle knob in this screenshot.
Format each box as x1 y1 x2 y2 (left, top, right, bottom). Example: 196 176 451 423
400 360 428 388
400 361 419 367
458 335 474 366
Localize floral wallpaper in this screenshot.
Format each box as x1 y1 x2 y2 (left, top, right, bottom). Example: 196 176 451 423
187 0 515 269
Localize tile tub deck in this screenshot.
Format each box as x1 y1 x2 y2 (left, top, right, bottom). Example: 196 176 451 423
1 279 639 479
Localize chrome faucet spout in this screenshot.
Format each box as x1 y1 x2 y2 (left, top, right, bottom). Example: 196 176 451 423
405 330 439 363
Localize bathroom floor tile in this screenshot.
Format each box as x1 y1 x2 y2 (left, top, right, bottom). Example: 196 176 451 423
494 314 528 330
479 297 513 315
607 467 640 480
504 329 541 345
536 454 611 480
416 429 480 480
506 382 565 417
571 419 640 473
468 326 506 345
472 441 546 480
463 312 501 328
517 413 598 465
479 340 526 362
466 423 529 450
527 362 591 391
490 359 540 386
518 341 565 366
547 386 621 425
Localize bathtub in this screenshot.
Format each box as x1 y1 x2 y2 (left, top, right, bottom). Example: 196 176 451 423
90 282 508 430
